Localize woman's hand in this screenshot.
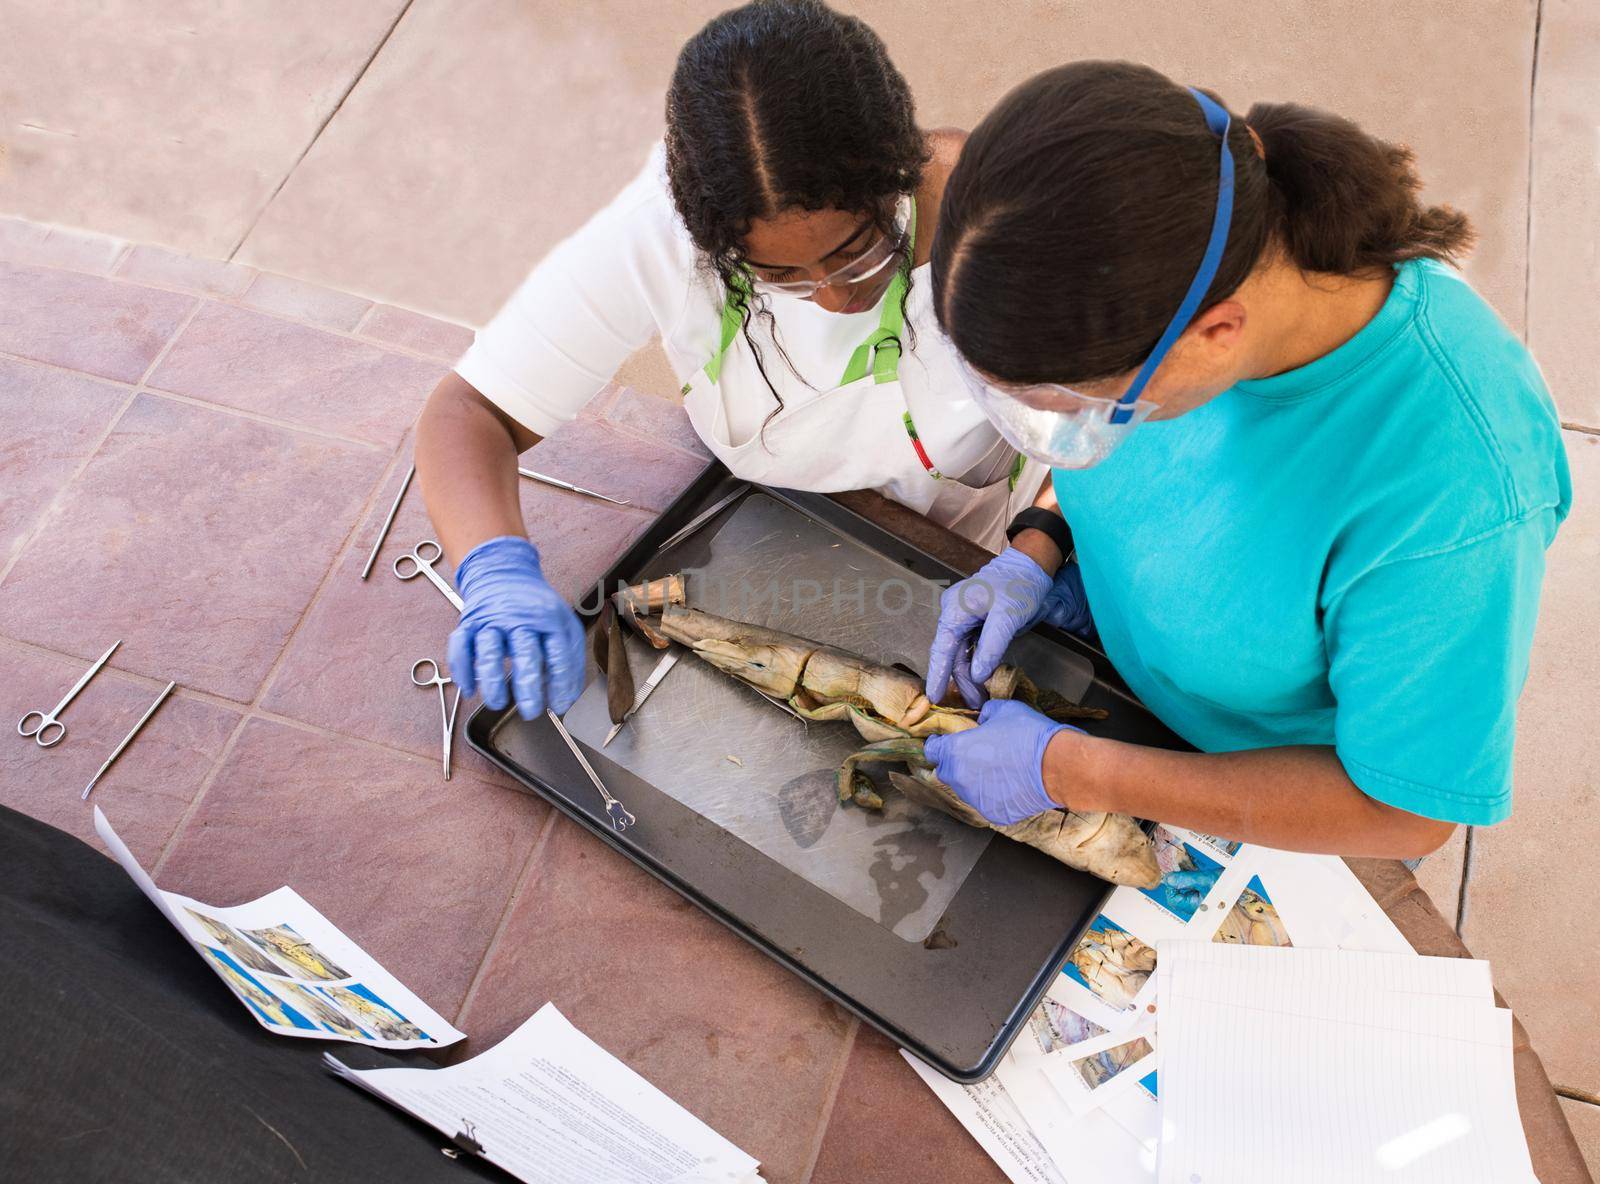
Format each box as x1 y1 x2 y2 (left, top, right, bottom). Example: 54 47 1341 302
923 700 1080 824
925 548 1093 707
449 537 586 719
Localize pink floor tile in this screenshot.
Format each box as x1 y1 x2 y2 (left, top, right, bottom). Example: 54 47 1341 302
808 1029 1005 1184
0 394 386 702
0 218 127 274
455 817 854 1184
156 716 547 1018
604 385 709 460
115 244 257 297
0 645 240 866
147 301 445 446
0 357 128 565
260 462 652 775
356 304 475 362
240 272 373 333
0 262 194 382
575 381 622 421
523 417 709 514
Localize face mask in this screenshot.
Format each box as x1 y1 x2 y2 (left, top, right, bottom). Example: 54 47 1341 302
962 87 1237 470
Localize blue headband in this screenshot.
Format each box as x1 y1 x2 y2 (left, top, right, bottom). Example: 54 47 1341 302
1112 87 1236 421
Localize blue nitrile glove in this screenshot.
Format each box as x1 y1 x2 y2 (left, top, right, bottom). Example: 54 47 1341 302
923 699 1080 825
926 549 1093 708
1162 869 1214 914
448 536 586 720
1036 563 1092 637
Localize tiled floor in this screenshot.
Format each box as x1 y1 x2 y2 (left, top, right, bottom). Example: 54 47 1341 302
0 224 1592 1182
2 2 1597 1176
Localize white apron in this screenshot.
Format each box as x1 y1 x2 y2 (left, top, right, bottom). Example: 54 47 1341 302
679 202 1041 551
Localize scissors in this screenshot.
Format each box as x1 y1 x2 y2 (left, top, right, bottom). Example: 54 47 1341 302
393 540 464 611
410 659 461 780
18 640 121 748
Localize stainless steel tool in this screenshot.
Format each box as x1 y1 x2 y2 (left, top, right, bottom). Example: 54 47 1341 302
393 540 632 826
602 650 680 747
655 483 751 553
18 640 121 748
518 468 631 507
393 539 464 611
410 658 461 780
741 681 806 722
81 681 176 800
361 463 415 580
547 709 634 831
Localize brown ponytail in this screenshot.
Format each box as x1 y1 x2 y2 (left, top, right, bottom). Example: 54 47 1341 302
1246 101 1474 276
934 62 1477 387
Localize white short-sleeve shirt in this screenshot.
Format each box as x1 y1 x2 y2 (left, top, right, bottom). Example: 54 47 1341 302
456 144 1013 491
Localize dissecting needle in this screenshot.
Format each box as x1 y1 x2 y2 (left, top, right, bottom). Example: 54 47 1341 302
518 469 631 507
361 463 415 580
81 681 177 800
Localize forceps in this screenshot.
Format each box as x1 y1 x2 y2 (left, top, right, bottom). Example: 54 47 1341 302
18 640 121 748
410 659 461 780
393 540 464 611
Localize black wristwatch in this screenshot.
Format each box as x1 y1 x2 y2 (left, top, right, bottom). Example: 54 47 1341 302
1005 507 1075 563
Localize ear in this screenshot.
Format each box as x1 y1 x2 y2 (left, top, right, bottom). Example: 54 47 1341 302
1190 299 1246 349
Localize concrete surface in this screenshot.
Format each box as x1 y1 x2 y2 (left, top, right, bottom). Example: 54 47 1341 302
1 0 1596 1174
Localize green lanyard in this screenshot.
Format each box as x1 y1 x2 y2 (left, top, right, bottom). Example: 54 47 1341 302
682 198 1033 488
695 198 916 390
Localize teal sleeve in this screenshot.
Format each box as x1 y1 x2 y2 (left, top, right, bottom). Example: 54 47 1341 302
1323 518 1550 826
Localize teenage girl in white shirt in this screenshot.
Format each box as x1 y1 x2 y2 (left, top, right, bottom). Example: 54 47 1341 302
417 0 1044 720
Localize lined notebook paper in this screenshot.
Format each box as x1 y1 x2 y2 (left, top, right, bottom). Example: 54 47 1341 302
1156 942 1536 1184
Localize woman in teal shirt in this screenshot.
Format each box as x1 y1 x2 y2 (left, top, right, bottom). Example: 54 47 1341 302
921 62 1570 859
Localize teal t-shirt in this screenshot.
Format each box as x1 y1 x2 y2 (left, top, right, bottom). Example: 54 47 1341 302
1053 260 1570 826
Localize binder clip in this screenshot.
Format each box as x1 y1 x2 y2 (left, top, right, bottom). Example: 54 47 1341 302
445 1118 482 1158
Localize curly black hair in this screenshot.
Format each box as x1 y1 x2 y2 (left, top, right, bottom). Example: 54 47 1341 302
665 0 929 419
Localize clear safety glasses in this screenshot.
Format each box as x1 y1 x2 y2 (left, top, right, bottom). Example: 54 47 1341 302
745 198 911 299
963 88 1237 470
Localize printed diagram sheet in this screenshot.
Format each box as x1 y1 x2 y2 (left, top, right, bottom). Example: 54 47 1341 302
327 1003 761 1184
94 807 462 1049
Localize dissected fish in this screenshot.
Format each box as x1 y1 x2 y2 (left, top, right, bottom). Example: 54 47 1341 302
837 739 1161 888
607 575 1161 889
613 575 1106 741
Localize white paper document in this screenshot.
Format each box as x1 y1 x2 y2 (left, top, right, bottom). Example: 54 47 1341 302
328 1003 761 1184
94 806 463 1049
995 1047 1158 1183
901 1052 1068 1184
908 834 1511 1184
1155 940 1536 1184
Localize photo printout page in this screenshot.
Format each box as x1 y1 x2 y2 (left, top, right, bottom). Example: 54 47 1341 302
93 806 463 1049
328 1003 760 1184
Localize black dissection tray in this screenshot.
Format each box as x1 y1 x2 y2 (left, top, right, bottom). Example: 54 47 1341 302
465 464 1185 1083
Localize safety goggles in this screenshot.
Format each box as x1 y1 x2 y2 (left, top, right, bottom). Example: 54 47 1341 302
745 197 911 298
962 87 1237 470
